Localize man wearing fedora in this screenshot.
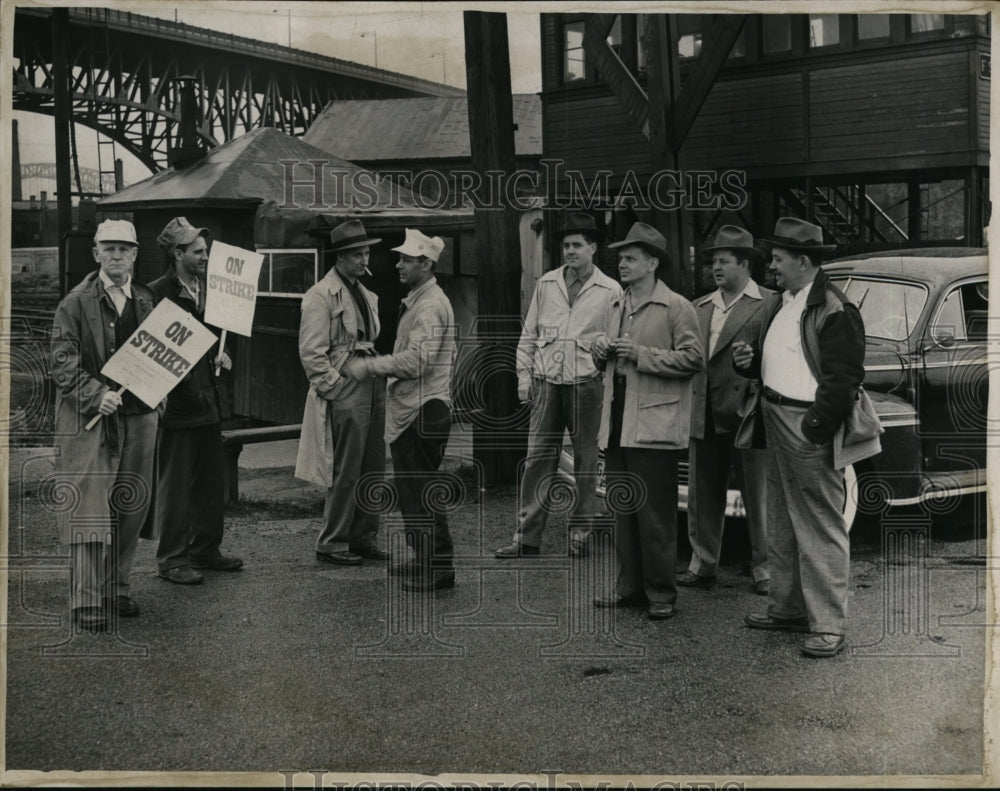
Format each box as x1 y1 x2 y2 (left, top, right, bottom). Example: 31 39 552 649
150 217 243 585
343 228 457 592
592 222 703 620
296 219 388 567
495 211 622 559
679 226 775 596
51 219 159 630
733 217 865 658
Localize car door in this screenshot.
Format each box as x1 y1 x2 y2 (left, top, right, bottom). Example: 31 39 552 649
919 278 988 477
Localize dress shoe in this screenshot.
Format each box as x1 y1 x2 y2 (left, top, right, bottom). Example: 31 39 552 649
593 593 646 608
494 543 540 558
647 602 676 620
73 606 107 632
389 560 427 577
158 566 204 585
568 539 588 558
744 612 810 632
350 546 390 561
315 550 363 566
677 570 716 589
103 595 140 617
752 578 771 596
191 555 244 571
401 570 456 592
802 633 846 658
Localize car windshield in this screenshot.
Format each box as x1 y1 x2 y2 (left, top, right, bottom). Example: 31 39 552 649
829 276 929 341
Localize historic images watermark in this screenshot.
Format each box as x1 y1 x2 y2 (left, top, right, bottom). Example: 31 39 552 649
277 159 749 212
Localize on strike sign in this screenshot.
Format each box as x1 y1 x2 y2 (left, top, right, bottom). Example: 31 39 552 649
100 299 217 409
204 241 264 337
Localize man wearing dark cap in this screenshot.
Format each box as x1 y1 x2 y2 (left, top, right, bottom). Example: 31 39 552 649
591 222 703 621
149 217 242 585
679 226 775 596
51 219 158 630
734 217 865 658
295 219 388 566
495 211 622 559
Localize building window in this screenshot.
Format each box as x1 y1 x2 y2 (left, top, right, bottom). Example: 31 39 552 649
910 14 945 33
563 20 586 82
256 249 318 297
728 28 747 59
809 14 840 48
636 13 647 75
763 15 792 53
606 15 622 58
857 14 891 40
677 15 702 60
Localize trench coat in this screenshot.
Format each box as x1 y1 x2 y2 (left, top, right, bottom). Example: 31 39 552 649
50 270 157 544
596 280 704 450
294 267 381 487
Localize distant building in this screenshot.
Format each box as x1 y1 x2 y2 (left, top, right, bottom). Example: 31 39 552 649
303 95 543 206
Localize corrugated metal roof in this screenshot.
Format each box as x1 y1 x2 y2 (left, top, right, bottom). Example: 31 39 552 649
302 94 543 161
98 127 427 210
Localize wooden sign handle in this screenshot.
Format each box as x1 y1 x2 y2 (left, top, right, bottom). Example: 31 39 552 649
214 329 228 377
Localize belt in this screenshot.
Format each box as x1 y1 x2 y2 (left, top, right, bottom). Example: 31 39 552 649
762 386 813 409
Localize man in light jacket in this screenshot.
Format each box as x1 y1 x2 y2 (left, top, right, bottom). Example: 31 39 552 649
592 222 703 621
343 228 457 592
50 219 159 631
495 212 622 559
296 219 388 566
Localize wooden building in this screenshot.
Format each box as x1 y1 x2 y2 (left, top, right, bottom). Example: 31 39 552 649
97 127 475 426
540 12 990 292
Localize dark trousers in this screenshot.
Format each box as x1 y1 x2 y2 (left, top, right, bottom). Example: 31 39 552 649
156 423 226 571
605 378 679 604
389 399 453 570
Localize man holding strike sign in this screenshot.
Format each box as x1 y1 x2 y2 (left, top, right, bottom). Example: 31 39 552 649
149 217 243 584
50 219 159 631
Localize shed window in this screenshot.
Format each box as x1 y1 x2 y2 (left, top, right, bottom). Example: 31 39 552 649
763 16 792 53
677 15 702 60
857 14 891 40
256 249 318 296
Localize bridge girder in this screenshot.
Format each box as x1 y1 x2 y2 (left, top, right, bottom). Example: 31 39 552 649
13 7 457 172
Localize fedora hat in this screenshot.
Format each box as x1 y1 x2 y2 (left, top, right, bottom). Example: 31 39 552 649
560 211 604 240
328 219 381 254
702 225 762 261
761 217 836 255
608 222 671 266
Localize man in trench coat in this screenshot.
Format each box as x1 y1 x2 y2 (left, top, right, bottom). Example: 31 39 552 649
296 219 388 566
50 219 159 631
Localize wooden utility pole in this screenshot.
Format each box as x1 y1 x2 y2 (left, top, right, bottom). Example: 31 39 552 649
464 11 526 485
52 7 73 292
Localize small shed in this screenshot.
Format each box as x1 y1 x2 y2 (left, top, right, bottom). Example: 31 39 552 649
98 127 476 426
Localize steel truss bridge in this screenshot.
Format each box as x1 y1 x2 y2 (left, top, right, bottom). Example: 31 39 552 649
13 7 463 173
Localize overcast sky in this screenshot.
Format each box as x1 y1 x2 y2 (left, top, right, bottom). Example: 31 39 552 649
14 2 542 189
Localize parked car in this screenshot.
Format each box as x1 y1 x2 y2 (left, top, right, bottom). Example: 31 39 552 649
560 248 988 529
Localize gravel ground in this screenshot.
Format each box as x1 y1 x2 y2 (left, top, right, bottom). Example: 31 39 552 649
4 443 989 783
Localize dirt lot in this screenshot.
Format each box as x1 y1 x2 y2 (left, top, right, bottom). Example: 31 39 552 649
4 441 990 783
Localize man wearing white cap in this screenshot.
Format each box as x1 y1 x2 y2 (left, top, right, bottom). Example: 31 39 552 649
50 219 159 631
149 217 242 585
343 228 457 592
296 219 388 566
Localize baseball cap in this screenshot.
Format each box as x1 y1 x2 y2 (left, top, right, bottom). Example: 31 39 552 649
94 219 138 246
157 216 210 251
391 228 445 262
